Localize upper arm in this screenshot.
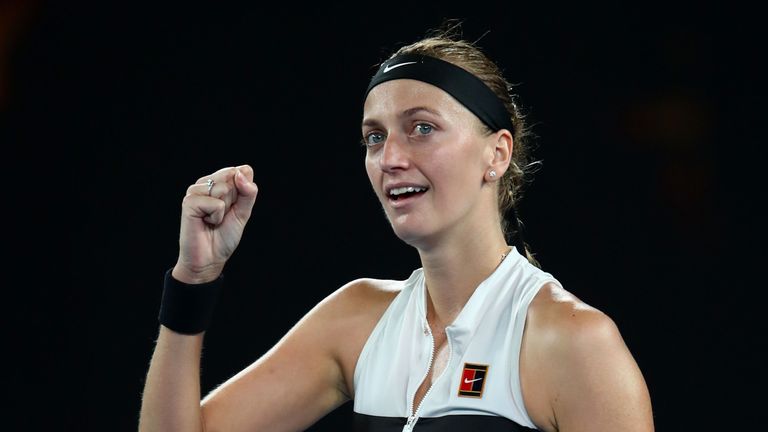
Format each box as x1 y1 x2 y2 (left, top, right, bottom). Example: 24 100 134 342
551 310 654 431
522 284 654 432
199 279 394 432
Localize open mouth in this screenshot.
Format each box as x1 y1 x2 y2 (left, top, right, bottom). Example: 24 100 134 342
388 186 429 201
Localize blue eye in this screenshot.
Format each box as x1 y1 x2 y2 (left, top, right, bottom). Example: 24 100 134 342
363 132 385 146
414 124 433 135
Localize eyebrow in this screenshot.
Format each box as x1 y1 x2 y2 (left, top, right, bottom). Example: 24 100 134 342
362 106 443 128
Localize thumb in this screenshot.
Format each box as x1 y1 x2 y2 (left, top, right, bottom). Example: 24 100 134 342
232 167 259 221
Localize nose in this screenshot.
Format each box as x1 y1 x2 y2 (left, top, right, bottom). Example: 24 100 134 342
378 132 410 173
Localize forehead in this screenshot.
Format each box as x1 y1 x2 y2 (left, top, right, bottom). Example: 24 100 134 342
363 79 468 121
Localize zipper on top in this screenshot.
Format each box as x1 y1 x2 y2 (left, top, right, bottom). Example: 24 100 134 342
402 324 454 431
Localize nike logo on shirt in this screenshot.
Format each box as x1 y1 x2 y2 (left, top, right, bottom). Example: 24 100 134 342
464 377 484 384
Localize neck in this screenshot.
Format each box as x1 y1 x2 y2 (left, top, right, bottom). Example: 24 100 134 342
417 226 510 328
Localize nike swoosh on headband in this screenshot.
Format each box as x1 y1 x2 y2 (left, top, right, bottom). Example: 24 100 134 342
383 61 417 73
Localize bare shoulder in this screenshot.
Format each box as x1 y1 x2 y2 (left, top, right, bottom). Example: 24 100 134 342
526 282 619 347
524 282 636 382
314 277 402 325
314 277 403 397
326 277 402 305
521 283 654 431
302 276 403 351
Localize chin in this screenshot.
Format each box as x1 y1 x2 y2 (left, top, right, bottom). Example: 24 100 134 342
390 228 421 247
387 217 437 249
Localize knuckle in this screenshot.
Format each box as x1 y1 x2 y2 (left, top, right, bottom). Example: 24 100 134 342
216 200 227 212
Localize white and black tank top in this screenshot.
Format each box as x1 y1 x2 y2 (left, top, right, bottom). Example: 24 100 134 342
352 247 561 431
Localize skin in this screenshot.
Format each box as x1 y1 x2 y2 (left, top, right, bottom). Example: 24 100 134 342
138 78 654 432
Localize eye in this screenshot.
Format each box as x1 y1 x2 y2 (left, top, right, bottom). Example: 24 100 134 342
362 131 386 147
414 123 433 135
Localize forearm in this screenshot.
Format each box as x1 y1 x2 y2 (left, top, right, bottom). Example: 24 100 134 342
138 326 205 432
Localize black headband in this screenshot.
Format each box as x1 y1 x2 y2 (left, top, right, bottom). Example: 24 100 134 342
365 53 527 257
365 54 515 133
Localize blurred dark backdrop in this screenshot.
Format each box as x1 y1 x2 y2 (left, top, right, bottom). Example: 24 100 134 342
3 1 763 430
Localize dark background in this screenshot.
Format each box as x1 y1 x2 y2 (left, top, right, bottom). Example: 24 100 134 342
3 1 763 430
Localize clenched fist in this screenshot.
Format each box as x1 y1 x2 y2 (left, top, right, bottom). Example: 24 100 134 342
172 165 259 284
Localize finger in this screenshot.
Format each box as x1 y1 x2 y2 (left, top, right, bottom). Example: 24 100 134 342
188 172 240 214
183 194 227 225
235 164 254 182
187 181 217 198
231 167 259 222
195 166 237 185
187 180 233 201
190 165 253 222
203 204 226 225
194 166 244 194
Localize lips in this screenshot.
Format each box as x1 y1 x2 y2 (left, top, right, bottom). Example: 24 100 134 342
383 182 430 208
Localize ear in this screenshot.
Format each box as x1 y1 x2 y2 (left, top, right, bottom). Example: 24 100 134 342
485 129 513 180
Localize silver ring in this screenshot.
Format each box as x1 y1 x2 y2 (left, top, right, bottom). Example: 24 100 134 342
206 178 214 195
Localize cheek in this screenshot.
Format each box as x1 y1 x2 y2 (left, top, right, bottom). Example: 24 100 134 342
364 154 380 189
430 139 484 186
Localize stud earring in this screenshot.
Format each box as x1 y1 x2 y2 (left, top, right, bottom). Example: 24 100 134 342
489 170 497 178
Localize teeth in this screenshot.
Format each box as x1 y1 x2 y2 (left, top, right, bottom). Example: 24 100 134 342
389 186 427 196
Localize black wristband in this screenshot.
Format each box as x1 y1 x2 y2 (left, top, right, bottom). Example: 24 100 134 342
158 268 223 335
